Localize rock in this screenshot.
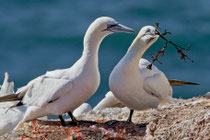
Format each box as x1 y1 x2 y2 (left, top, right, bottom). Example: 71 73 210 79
0 96 209 139
203 92 210 98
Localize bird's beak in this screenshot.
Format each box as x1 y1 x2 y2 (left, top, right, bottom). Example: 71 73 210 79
153 34 159 38
143 33 159 44
146 36 158 44
108 24 136 34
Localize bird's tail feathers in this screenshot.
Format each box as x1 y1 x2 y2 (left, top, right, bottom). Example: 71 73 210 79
169 79 199 86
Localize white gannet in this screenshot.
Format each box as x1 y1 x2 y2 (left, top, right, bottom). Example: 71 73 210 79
0 73 26 135
0 72 15 108
94 58 199 111
73 103 92 117
0 73 45 136
109 25 198 122
93 91 123 111
0 74 89 135
0 16 135 130
0 73 14 96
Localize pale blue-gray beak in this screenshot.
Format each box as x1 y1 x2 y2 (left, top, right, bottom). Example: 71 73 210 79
106 24 136 34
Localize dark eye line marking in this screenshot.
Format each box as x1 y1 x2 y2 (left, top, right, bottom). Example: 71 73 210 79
102 23 119 32
107 23 119 28
146 28 151 33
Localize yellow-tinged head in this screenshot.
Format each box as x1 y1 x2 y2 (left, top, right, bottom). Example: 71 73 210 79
136 25 159 46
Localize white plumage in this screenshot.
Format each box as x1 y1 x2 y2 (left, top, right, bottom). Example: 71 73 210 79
0 73 26 135
73 103 92 117
0 73 15 108
94 58 172 110
0 16 135 131
109 26 172 121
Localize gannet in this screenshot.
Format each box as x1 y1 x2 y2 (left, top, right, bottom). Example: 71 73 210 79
0 16 135 130
0 73 44 136
0 73 15 108
73 103 92 117
0 73 26 136
0 73 88 135
93 91 123 111
109 25 198 122
94 58 199 111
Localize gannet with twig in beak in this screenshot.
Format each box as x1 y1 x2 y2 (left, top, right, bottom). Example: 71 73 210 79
109 26 171 122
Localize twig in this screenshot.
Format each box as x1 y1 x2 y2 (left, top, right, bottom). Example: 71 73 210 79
147 22 193 70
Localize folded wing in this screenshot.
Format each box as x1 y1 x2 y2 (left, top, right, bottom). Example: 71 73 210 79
21 76 73 107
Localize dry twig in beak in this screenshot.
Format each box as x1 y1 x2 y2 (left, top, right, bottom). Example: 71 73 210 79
147 22 194 70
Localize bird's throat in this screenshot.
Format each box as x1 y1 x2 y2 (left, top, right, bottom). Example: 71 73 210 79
126 37 149 65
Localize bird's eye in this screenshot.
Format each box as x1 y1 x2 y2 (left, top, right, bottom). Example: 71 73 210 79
107 23 118 29
102 23 119 32
146 29 151 33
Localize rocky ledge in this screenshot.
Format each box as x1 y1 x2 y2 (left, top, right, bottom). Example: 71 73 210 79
1 96 209 140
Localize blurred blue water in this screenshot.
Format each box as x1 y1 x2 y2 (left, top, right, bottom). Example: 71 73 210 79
0 0 209 108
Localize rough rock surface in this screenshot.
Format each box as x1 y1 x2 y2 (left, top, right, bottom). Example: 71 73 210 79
1 96 209 140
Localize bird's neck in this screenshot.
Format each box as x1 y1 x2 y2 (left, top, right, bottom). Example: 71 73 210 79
123 37 149 68
115 37 150 84
83 33 103 57
80 30 105 68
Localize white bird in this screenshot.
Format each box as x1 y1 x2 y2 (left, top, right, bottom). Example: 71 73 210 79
93 91 123 111
0 73 47 136
94 58 199 111
73 103 92 117
0 73 89 135
0 73 14 96
0 16 135 130
0 73 15 108
0 73 26 135
109 25 198 122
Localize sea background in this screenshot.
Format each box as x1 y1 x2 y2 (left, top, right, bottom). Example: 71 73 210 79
0 0 209 112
